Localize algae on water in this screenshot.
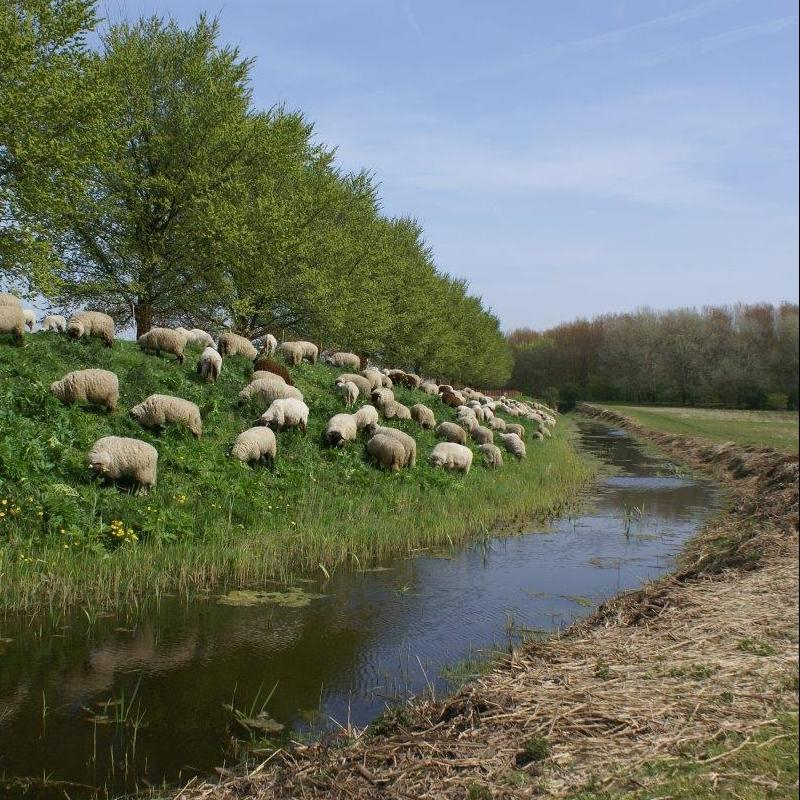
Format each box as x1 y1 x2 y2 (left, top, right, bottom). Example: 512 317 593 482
218 588 325 608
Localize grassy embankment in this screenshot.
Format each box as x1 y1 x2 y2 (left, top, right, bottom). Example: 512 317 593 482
0 334 592 611
594 403 799 452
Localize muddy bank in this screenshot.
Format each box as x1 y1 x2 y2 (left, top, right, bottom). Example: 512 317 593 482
173 409 799 799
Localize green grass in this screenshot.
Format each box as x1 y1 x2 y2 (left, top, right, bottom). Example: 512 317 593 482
0 334 593 611
595 404 799 452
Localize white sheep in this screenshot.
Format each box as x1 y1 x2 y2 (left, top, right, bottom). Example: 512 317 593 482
337 373 373 396
382 400 411 421
50 369 119 412
260 333 278 355
0 305 25 345
420 381 439 395
326 351 361 369
279 341 305 366
324 413 358 448
0 293 21 307
67 311 115 346
410 403 436 429
87 436 158 495
231 426 277 466
360 368 384 391
218 331 258 361
366 433 407 472
436 421 467 445
488 416 507 432
297 341 319 363
429 442 473 474
471 425 494 445
505 423 525 438
259 398 310 433
364 424 416 468
477 443 503 468
239 378 303 406
196 347 222 382
189 328 216 349
130 394 203 438
251 370 287 384
353 404 379 430
370 387 395 407
337 380 359 407
497 432 527 459
42 314 66 333
22 309 35 331
138 327 188 364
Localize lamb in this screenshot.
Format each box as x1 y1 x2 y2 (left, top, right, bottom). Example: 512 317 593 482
366 433 407 472
196 347 222 383
336 373 372 397
497 432 526 459
231 426 276 466
435 421 467 445
326 351 361 369
420 381 439 395
324 413 358 448
50 368 119 412
67 311 114 346
87 436 158 494
42 314 66 333
505 423 525 438
429 442 473 474
239 378 303 406
130 394 203 438
188 328 216 349
279 341 305 366
138 327 188 364
353 404 379 430
22 309 35 331
477 443 504 469
364 424 416 468
337 380 359 407
410 403 436 429
470 425 494 445
259 398 310 432
0 293 21 307
488 416 507 431
218 331 258 361
0 305 25 345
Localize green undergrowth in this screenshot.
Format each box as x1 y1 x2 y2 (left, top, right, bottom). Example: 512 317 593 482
0 334 593 611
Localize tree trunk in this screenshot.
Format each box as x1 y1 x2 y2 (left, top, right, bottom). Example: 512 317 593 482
134 302 153 338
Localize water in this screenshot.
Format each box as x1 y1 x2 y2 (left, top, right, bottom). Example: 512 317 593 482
0 420 720 797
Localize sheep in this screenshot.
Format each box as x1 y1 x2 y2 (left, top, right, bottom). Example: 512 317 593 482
440 389 463 408
42 314 66 333
279 341 305 366
253 356 294 385
410 403 436 429
353 404 379 430
259 398 310 433
22 309 35 331
337 373 373 397
50 368 119 412
420 381 439 396
378 398 411 421
251 370 286 384
360 368 384 391
231 426 276 467
387 370 421 389
130 394 203 438
505 423 525 438
429 442 473 474
497 432 527 459
488 416 507 431
471 425 494 445
196 347 222 383
239 378 303 407
324 413 358 448
477 443 504 469
370 387 395 407
296 341 319 364
364 424 416 468
188 328 216 349
218 331 258 361
337 380 359 407
67 311 114 346
260 333 278 356
366 433 407 472
0 305 25 345
0 293 21 307
138 327 188 364
87 436 158 495
325 351 361 369
175 326 191 338
435 421 467 445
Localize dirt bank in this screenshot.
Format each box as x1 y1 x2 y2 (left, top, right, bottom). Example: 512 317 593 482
174 407 798 799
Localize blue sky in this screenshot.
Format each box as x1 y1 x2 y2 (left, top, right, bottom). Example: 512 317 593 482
100 0 799 330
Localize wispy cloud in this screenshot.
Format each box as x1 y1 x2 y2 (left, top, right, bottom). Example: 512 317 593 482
401 2 424 44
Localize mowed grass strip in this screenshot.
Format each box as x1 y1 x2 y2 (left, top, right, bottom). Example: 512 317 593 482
0 334 592 611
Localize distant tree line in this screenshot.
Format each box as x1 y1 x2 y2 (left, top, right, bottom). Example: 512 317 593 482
0 2 512 386
508 304 799 410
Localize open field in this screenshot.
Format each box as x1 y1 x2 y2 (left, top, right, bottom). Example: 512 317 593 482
0 335 590 611
593 404 798 452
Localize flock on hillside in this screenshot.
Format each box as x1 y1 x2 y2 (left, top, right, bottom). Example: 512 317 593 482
0 293 556 495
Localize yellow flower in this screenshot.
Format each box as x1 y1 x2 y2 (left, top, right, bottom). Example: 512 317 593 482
1 499 6 506
37 511 43 517
0 512 5 518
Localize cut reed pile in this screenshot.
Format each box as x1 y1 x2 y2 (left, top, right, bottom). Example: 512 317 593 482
173 406 799 800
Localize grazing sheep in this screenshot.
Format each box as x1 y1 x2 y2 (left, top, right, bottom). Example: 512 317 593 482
435 421 467 445
337 380 359 407
188 328 216 349
488 416 507 431
296 341 319 364
505 423 525 438
364 424 416 468
0 305 25 345
336 373 373 397
353 404 379 430
440 389 463 408
324 413 358 448
377 399 411 421
175 326 191 338
410 403 436 429
497 432 526 459
137 327 188 364
420 381 439 395
251 370 286 384
42 314 66 333
387 370 421 390
231 426 276 467
260 333 278 355
370 387 395 407
252 356 294 385
477 443 504 468
239 378 303 406
325 351 361 369
259 398 310 433
50 368 119 412
471 425 494 445
67 311 114 346
366 433 407 472
218 331 258 361
130 394 203 438
279 340 305 366
87 436 158 495
360 368 384 391
0 293 21 307
22 309 35 331
429 442 473 474
196 347 222 383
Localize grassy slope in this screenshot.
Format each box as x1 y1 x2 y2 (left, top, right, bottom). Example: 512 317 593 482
0 334 592 610
595 404 799 452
